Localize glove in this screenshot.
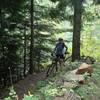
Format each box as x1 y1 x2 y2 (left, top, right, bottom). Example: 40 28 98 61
51 53 53 56
65 51 69 54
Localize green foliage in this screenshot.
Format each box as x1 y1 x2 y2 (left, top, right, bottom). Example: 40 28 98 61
4 87 18 100
4 97 12 100
81 2 100 61
0 0 25 85
37 81 68 99
35 80 47 89
23 95 39 100
73 63 100 100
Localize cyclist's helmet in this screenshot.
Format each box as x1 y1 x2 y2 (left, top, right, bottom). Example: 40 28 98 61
58 38 63 42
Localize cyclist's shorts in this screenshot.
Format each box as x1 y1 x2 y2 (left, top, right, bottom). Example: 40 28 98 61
56 54 65 59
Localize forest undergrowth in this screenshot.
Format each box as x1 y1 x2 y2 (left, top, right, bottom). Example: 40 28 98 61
3 62 100 100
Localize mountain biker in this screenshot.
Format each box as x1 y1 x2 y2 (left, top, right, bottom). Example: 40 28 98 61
53 38 68 67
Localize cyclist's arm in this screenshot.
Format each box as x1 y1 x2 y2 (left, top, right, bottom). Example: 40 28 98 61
63 43 68 54
63 43 67 50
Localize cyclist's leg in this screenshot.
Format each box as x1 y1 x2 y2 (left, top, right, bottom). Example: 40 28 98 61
62 55 65 67
59 59 63 71
59 55 65 67
55 55 59 71
55 55 63 71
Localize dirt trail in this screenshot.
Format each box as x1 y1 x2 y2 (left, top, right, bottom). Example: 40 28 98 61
14 71 46 100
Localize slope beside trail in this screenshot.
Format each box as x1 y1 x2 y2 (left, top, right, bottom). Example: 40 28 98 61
14 71 46 100
1 62 100 100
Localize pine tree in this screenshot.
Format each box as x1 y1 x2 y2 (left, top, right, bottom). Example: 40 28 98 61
72 0 83 61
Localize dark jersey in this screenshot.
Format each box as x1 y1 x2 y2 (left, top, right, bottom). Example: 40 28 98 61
55 42 65 55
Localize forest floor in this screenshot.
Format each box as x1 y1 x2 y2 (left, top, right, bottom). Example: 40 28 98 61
14 71 46 100
2 62 100 100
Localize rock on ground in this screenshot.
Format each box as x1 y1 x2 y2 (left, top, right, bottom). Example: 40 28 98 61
54 92 81 100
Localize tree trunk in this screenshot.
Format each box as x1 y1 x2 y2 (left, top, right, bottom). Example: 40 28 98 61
37 51 41 72
29 0 34 74
23 24 27 77
72 0 83 61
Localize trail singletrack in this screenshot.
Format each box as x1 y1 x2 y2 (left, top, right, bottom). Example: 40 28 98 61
14 71 46 100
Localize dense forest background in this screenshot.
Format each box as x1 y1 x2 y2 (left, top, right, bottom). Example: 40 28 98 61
0 0 100 87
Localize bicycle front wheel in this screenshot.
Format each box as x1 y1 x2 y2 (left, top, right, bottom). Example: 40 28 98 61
46 63 57 77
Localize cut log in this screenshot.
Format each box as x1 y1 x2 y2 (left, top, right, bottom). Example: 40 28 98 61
76 63 93 76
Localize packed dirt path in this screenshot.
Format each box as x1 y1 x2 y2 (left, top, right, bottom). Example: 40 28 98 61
14 71 46 100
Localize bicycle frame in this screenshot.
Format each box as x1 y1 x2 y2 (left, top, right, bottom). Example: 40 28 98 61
46 56 64 77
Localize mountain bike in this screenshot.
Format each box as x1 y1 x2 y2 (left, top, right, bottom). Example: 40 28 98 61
46 52 70 77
